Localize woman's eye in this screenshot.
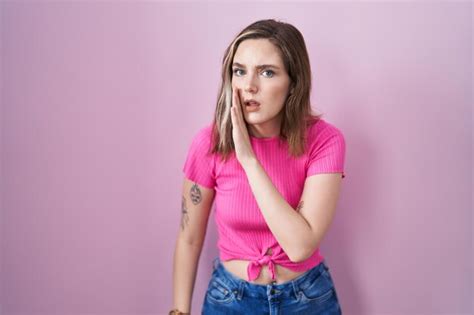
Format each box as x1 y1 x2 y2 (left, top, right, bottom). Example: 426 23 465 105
232 69 274 78
233 69 244 76
262 70 274 78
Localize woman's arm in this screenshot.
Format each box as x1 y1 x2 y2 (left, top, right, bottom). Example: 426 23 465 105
230 86 343 263
171 179 215 313
242 158 342 263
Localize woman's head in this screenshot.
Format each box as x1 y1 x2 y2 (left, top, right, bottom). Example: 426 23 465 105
231 38 292 137
211 19 322 161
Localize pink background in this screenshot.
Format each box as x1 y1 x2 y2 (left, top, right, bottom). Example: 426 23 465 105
1 2 472 315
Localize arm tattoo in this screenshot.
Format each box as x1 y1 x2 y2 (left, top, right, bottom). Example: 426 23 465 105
180 196 189 231
296 200 304 212
190 183 202 205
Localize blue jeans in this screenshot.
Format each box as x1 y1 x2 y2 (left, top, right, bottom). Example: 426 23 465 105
202 256 342 314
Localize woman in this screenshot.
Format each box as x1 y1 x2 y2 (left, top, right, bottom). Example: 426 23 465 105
170 19 346 314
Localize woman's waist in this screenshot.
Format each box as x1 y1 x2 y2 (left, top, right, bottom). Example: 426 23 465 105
221 258 308 285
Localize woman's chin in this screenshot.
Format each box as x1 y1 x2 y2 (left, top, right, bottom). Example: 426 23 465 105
244 116 265 125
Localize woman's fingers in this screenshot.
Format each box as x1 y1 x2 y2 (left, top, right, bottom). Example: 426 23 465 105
233 88 244 129
231 88 238 128
232 87 241 128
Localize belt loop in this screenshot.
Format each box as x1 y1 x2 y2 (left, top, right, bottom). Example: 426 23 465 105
291 278 300 300
212 257 219 271
236 280 245 300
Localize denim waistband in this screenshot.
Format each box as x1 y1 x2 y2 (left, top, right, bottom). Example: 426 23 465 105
210 256 329 301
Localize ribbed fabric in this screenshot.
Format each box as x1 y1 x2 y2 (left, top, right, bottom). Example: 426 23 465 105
182 118 346 281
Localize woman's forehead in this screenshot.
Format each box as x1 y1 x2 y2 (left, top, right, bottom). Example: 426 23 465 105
234 39 283 67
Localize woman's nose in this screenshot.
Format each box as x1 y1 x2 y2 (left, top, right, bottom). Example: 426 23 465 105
245 86 257 94
244 77 258 93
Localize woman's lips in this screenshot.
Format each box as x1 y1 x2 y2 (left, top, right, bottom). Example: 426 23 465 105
246 101 260 106
245 102 260 111
243 99 260 111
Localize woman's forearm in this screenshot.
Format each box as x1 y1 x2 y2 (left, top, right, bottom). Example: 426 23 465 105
172 238 203 313
242 157 312 262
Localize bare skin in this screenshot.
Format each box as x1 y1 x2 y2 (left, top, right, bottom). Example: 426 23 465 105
296 200 304 212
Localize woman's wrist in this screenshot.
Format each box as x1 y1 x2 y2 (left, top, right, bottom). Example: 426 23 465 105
241 154 258 173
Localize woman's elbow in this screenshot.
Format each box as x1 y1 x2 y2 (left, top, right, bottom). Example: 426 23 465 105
289 249 310 263
290 242 320 263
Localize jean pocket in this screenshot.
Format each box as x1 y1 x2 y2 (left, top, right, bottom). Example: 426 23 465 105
298 269 335 304
206 277 235 304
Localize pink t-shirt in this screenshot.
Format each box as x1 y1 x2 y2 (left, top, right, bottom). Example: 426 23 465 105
182 118 346 282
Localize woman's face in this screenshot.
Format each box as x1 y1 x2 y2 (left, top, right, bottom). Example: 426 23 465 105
231 38 292 137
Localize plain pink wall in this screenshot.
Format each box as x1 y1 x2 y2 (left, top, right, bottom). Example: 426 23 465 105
1 2 472 315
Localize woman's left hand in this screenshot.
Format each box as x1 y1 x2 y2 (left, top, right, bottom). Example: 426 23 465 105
231 87 256 166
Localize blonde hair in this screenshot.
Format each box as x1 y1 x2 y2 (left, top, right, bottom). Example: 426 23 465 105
210 19 323 162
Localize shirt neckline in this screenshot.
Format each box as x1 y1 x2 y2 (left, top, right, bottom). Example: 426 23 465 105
249 134 281 142
248 117 325 142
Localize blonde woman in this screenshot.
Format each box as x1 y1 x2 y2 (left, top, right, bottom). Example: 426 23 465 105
171 19 345 315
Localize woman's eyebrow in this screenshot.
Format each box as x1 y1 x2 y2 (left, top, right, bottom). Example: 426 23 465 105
232 62 280 70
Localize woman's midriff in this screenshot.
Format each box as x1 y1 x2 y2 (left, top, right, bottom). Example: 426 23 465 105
221 259 307 285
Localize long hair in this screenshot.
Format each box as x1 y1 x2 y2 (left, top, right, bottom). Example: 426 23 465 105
210 19 323 162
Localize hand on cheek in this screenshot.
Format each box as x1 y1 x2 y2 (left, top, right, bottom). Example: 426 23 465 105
231 87 256 165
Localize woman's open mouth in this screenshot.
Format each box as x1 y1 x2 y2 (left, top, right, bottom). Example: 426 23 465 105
244 100 260 111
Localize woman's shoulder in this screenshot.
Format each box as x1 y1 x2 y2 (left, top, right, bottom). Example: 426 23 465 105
187 122 219 158
192 121 214 141
184 122 217 165
306 117 345 145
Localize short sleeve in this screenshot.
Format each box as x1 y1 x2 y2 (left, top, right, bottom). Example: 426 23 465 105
306 124 346 179
182 126 216 189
